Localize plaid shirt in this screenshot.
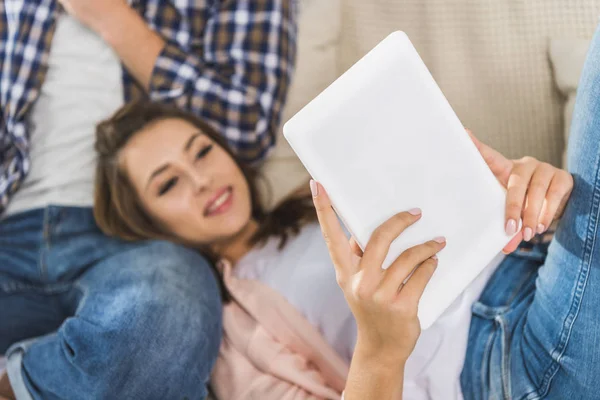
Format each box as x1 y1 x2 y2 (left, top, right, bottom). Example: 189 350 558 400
0 0 297 214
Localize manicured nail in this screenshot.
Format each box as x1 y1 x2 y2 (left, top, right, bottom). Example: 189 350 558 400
433 236 446 243
408 208 422 215
523 227 533 241
537 223 545 234
505 219 517 236
310 180 318 197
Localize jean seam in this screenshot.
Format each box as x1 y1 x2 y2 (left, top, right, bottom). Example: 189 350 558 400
480 322 496 398
522 165 600 400
0 281 70 295
497 315 511 400
39 207 49 282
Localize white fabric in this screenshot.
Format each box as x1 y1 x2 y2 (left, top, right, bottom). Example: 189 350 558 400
5 15 124 216
234 223 505 399
235 223 358 362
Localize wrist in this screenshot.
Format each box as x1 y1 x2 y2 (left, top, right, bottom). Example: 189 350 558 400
345 344 406 400
353 340 407 375
96 4 138 45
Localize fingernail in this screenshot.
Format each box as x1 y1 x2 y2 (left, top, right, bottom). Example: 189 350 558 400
537 223 545 234
433 236 446 243
523 227 533 241
408 208 422 215
310 180 318 197
431 254 438 260
505 219 517 236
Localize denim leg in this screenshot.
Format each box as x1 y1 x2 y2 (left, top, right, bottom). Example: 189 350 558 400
462 23 600 400
528 22 600 398
0 209 66 353
3 208 223 400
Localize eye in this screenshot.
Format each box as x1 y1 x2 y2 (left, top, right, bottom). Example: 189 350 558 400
158 177 178 196
196 144 213 160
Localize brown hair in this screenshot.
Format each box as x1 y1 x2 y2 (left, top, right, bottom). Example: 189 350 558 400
94 101 316 264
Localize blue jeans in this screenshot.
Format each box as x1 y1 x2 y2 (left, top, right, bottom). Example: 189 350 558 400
0 207 222 399
461 23 600 399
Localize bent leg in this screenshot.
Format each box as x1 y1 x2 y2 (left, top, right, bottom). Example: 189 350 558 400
524 22 600 397
6 241 222 400
462 23 600 400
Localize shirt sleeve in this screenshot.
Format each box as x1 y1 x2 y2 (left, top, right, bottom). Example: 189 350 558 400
148 0 298 164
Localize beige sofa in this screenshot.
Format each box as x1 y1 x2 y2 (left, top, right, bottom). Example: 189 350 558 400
260 0 600 209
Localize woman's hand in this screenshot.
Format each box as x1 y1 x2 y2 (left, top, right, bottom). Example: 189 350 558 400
468 131 573 253
310 180 444 364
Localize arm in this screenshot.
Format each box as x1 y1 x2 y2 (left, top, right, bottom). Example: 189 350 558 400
311 181 443 400
344 344 405 400
60 0 297 163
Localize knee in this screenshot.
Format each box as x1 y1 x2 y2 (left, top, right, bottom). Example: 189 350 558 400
116 240 223 360
64 241 223 396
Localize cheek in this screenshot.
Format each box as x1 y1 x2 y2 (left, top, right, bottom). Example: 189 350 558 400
239 176 253 215
150 192 202 235
230 168 253 216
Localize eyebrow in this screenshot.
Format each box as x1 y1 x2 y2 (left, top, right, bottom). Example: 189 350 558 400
145 132 202 190
184 132 201 151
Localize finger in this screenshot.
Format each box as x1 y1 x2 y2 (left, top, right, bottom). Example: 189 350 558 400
311 180 353 273
502 231 523 254
538 172 573 231
380 238 446 296
349 237 364 258
397 257 438 308
505 159 537 235
361 209 422 272
466 129 513 186
521 164 554 241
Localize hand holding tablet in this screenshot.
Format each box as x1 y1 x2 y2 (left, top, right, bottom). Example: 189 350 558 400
284 32 518 329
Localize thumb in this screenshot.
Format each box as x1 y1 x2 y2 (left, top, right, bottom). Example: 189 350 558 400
502 231 523 254
466 129 513 187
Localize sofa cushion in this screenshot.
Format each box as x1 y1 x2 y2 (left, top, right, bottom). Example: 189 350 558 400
338 0 600 166
549 38 591 169
258 0 342 210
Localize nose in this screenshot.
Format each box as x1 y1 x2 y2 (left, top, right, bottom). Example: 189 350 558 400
187 167 211 194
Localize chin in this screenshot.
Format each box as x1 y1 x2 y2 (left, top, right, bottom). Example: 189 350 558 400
206 210 249 237
229 214 254 237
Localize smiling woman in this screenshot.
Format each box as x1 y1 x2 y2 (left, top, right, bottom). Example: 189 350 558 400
94 101 316 264
118 117 254 247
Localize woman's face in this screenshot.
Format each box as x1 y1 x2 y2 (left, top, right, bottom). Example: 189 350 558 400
121 118 253 245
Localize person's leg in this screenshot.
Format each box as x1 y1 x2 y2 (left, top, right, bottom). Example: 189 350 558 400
3 207 223 400
462 22 600 399
526 21 600 397
0 209 67 354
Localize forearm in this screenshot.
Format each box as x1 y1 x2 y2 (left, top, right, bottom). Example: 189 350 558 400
97 4 164 90
93 0 295 163
344 344 406 400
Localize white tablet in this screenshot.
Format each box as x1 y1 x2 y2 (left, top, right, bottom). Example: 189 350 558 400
283 31 515 329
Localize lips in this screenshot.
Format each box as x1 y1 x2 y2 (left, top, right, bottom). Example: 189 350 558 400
204 186 234 217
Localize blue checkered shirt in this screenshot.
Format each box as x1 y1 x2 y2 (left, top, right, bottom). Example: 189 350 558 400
0 0 297 214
